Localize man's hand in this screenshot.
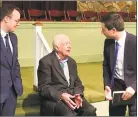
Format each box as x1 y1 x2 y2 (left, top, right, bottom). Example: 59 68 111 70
61 93 77 110
105 86 112 100
74 94 83 109
122 87 135 100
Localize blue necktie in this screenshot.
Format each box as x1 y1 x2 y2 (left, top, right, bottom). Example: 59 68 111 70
110 42 119 88
5 34 13 65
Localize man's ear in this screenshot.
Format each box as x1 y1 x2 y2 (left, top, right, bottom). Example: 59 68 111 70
55 46 59 51
3 16 9 23
112 28 116 32
112 28 117 34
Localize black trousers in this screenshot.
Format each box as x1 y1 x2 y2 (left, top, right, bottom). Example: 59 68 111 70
41 97 96 116
109 79 137 116
0 86 17 116
54 98 96 116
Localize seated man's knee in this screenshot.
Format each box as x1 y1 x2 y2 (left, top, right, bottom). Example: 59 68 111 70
54 101 77 116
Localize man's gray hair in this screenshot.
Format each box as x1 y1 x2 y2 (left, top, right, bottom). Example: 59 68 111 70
52 34 69 51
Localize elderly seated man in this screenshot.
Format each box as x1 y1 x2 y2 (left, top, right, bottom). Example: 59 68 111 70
37 34 96 116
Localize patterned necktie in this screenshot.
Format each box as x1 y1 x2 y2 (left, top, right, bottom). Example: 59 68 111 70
60 59 70 86
5 34 13 65
60 62 64 69
111 42 119 88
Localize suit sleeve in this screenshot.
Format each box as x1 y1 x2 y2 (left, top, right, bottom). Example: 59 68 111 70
37 59 62 102
73 60 84 96
129 36 137 92
103 39 111 88
14 35 23 95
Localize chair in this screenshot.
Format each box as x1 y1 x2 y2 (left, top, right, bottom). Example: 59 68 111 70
48 10 68 21
129 12 136 22
98 12 109 21
66 10 82 21
20 10 28 21
28 9 50 21
81 11 99 22
118 12 130 22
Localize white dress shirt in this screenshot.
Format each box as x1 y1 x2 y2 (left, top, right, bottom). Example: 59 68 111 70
114 30 126 81
56 53 70 86
1 29 13 54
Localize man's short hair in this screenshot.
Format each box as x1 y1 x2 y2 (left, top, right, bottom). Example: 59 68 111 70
101 12 124 31
52 34 69 51
0 4 20 21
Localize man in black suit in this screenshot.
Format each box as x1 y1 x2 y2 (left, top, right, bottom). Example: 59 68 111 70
0 4 23 115
37 34 96 116
101 12 136 116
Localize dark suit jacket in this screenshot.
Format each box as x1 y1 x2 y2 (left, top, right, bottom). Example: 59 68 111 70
0 32 23 103
103 32 137 92
37 51 84 103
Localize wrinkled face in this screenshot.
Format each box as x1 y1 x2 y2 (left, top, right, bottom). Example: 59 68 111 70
101 23 115 39
5 9 20 32
57 38 71 59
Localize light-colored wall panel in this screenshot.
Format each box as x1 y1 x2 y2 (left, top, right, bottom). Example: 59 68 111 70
15 22 136 67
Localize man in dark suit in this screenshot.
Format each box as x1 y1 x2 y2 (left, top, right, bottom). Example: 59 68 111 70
37 34 96 116
0 4 23 115
101 12 137 116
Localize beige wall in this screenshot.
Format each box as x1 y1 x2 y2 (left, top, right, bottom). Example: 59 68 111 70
15 22 136 67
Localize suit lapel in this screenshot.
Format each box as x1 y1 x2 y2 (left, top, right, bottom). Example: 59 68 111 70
109 40 115 72
0 34 12 67
52 52 67 81
67 59 74 84
9 33 16 67
124 32 129 70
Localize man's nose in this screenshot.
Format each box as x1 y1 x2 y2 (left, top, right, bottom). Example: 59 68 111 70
68 44 71 48
16 22 20 26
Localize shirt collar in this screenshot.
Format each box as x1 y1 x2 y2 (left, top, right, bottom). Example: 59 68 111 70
55 52 68 63
0 29 8 38
116 30 126 47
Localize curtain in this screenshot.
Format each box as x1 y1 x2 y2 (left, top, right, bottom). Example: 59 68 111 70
2 1 77 10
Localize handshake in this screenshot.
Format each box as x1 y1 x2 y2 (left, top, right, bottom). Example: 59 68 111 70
61 93 83 110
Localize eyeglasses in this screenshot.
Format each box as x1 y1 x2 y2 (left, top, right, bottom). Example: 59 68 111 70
7 16 20 24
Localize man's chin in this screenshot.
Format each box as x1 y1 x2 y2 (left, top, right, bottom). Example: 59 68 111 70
10 29 15 32
66 53 70 57
106 37 113 39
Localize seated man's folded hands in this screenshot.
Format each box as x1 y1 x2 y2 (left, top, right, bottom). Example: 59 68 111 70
61 93 77 110
74 94 83 109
